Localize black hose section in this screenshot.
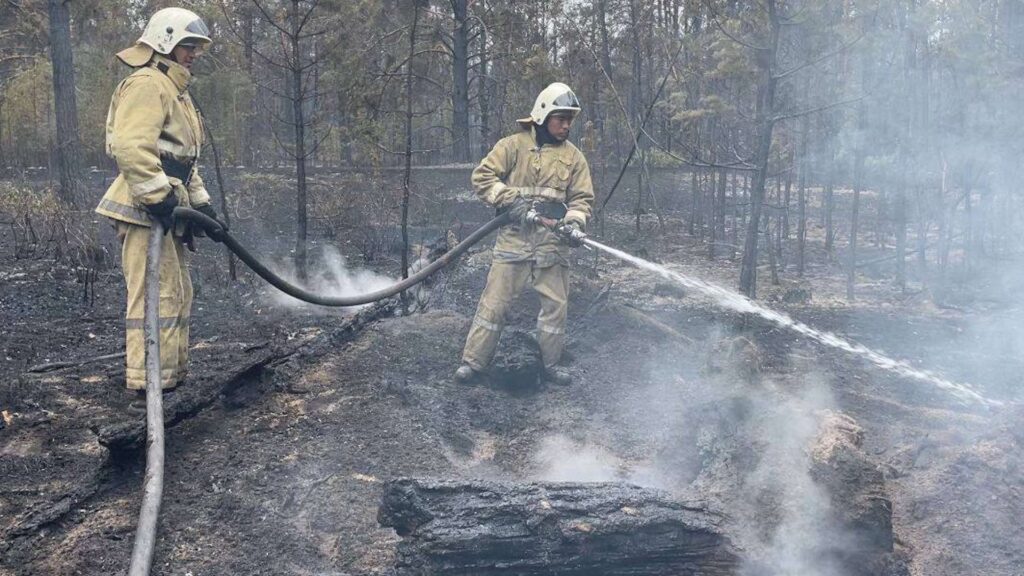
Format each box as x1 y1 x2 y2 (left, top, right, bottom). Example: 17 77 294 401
173 207 510 306
128 223 166 576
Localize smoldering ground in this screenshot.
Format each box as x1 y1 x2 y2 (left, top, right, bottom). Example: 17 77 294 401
262 244 396 312
525 316 868 575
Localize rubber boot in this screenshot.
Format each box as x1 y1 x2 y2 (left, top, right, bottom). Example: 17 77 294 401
127 390 147 414
545 366 572 386
128 388 176 414
454 364 478 384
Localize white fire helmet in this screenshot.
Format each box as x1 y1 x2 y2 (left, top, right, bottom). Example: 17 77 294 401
116 8 212 67
528 83 582 125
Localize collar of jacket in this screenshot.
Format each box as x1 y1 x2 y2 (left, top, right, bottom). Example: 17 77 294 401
149 54 192 93
527 124 564 151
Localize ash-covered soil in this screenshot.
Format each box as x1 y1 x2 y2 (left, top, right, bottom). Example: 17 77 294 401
1 206 1022 576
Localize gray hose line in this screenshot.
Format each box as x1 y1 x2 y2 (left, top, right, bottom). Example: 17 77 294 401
127 222 167 576
126 209 507 574
172 207 510 306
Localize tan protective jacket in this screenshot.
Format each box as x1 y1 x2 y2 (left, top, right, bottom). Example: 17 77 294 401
96 54 210 227
472 125 594 267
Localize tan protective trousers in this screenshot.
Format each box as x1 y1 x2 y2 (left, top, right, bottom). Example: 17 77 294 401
117 222 192 390
461 261 569 371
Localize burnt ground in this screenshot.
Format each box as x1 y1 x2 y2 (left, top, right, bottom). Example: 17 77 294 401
1 186 1023 575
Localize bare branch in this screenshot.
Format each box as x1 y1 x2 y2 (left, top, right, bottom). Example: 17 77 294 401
773 29 867 81
702 0 768 52
251 0 293 38
771 95 864 123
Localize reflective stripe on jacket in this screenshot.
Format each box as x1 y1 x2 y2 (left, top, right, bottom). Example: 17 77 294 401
472 126 594 267
96 54 210 227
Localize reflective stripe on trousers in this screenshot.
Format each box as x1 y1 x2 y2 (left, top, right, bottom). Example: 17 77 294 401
461 260 569 371
119 222 193 390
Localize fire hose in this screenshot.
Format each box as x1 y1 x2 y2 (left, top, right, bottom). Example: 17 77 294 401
173 206 515 306
129 204 584 575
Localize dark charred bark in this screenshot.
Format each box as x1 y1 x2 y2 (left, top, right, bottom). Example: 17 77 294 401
739 0 781 298
378 479 741 575
477 14 491 157
401 3 422 285
797 114 809 276
451 0 471 162
290 0 308 280
848 138 864 301
47 0 83 206
243 4 256 167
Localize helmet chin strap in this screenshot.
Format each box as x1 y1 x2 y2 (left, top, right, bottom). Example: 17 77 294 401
535 122 559 147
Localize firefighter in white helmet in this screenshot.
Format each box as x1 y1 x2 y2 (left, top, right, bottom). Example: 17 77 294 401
455 83 595 386
95 7 226 400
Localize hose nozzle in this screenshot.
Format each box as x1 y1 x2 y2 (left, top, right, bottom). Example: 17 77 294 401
523 204 588 248
554 222 589 248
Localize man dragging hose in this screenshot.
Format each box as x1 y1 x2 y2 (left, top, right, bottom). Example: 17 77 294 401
456 83 595 386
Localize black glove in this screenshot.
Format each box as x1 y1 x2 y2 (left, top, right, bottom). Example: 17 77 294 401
506 197 533 227
182 222 197 252
142 194 178 233
195 204 228 241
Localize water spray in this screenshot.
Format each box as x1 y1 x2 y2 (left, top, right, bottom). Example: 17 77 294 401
579 236 997 407
524 205 991 405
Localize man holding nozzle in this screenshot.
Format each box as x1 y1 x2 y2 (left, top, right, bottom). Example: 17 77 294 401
455 83 595 386
95 7 227 401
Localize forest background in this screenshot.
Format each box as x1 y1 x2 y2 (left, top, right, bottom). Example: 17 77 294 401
2 0 1024 297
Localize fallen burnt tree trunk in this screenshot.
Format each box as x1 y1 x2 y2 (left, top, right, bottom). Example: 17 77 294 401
93 299 396 451
378 479 741 575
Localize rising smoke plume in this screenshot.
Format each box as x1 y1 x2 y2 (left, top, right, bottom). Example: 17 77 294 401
263 245 395 312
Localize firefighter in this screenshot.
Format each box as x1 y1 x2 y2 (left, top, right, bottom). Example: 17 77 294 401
455 83 595 386
95 7 225 397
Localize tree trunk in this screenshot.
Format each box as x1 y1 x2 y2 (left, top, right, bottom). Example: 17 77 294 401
963 187 973 275
47 0 83 206
717 167 727 239
689 170 699 235
630 0 644 234
401 3 421 283
782 162 792 241
598 0 620 159
201 115 237 281
848 149 864 301
937 159 951 278
767 214 780 285
0 96 5 168
378 479 741 576
739 0 780 298
731 173 739 261
708 170 718 259
290 0 308 280
824 146 836 256
451 0 471 163
895 152 907 291
797 114 809 276
243 5 257 167
477 13 491 157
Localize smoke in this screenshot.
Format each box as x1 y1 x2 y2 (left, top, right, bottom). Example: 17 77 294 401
731 377 847 576
262 245 395 311
526 320 856 575
531 435 624 483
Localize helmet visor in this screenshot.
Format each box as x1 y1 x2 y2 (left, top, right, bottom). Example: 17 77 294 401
185 18 211 37
552 90 580 109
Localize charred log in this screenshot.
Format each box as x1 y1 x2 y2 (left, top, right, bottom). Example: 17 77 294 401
810 412 898 575
378 478 741 575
